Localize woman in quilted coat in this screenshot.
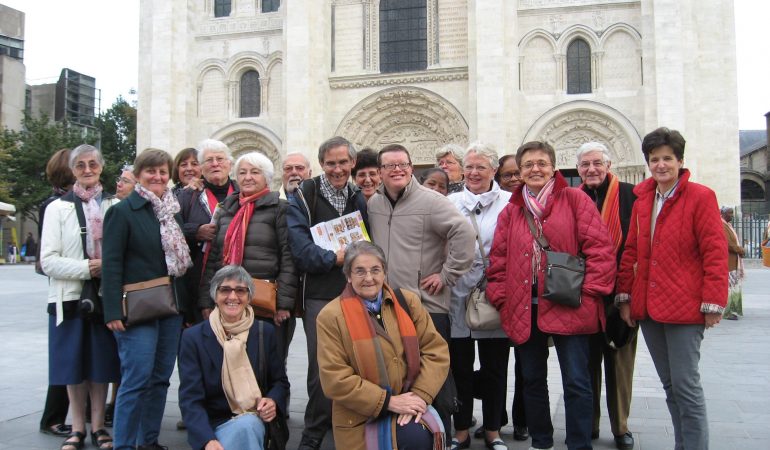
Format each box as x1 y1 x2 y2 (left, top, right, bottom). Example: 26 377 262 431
616 127 727 450
487 141 616 450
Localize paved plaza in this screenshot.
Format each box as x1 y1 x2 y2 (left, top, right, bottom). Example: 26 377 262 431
0 263 768 449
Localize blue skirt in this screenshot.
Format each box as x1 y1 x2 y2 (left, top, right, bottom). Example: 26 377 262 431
49 311 121 385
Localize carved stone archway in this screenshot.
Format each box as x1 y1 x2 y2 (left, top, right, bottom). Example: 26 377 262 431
335 87 469 165
523 100 646 184
213 121 283 189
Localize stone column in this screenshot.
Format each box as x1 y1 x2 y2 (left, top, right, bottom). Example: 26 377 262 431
283 0 332 166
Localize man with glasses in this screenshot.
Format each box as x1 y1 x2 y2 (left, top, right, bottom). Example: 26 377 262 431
280 151 312 199
576 141 638 450
367 144 475 435
286 136 369 450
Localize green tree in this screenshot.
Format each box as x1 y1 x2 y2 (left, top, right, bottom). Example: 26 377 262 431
96 96 137 187
0 115 93 224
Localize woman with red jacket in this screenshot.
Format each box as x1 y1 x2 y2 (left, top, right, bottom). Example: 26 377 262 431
616 128 727 450
487 141 616 450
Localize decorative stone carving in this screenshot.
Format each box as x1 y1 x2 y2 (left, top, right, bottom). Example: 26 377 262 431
335 87 469 165
519 0 630 9
199 17 282 38
329 67 468 89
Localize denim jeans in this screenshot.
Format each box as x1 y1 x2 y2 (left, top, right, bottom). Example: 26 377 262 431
517 305 593 450
216 413 266 449
112 315 183 450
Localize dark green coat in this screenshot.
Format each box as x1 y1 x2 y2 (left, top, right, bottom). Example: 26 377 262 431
102 191 189 323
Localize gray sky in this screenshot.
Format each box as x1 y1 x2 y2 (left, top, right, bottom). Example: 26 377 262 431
4 0 769 129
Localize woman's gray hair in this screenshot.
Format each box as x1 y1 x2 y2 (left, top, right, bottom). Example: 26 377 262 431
435 143 464 165
342 241 388 278
464 141 500 171
576 142 612 164
197 139 232 164
121 164 134 172
69 144 105 169
234 152 275 184
209 265 255 301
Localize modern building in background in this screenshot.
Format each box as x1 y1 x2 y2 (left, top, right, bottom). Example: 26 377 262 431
27 68 99 133
138 0 741 205
0 3 25 132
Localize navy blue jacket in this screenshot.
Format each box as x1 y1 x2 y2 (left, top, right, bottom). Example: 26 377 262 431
178 319 289 450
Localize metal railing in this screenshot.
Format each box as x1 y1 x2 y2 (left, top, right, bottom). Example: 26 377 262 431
733 218 769 259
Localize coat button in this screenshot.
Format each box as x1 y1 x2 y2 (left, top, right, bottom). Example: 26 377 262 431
651 282 657 288
651 260 657 266
524 305 529 310
524 279 528 284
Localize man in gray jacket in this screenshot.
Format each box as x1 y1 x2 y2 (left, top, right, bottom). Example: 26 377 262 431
368 143 475 432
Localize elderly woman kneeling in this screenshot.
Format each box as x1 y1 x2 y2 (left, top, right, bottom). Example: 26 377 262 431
317 241 450 450
179 265 289 450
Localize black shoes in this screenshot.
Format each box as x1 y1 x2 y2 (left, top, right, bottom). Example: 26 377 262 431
614 432 634 450
450 435 471 450
513 425 529 441
41 423 72 437
298 435 323 450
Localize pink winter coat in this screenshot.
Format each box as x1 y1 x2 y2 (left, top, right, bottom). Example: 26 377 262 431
486 172 616 345
616 170 727 324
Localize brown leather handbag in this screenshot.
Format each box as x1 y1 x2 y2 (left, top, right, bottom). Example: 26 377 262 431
122 277 179 327
250 278 277 318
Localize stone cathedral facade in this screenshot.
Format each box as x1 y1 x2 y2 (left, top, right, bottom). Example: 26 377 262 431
137 0 740 203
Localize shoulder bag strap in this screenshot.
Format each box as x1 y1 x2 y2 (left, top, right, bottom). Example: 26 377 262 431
72 196 89 260
468 208 488 270
523 206 550 250
391 287 412 318
257 319 266 388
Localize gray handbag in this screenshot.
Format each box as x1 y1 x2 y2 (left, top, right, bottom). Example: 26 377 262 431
464 209 502 330
524 208 584 308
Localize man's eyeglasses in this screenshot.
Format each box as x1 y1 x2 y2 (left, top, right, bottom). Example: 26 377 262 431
217 286 250 296
283 164 307 173
578 160 606 170
351 267 384 278
520 161 552 171
203 156 228 166
380 163 411 171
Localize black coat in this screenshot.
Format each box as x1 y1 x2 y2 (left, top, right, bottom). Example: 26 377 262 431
199 191 297 310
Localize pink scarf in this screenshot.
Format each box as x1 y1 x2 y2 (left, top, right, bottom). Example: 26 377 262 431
72 182 104 258
522 177 556 282
135 184 193 277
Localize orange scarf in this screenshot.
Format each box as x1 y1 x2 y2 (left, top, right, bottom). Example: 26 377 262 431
222 188 270 265
600 173 623 255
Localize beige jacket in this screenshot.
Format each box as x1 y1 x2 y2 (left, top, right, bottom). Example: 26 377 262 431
317 287 449 450
368 176 475 313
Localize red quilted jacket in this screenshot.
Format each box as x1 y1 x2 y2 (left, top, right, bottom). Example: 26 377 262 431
616 170 727 324
486 173 616 345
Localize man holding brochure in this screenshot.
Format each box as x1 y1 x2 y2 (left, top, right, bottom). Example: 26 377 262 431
286 136 369 450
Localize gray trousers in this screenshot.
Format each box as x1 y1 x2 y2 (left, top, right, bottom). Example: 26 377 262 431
301 299 333 441
640 320 708 450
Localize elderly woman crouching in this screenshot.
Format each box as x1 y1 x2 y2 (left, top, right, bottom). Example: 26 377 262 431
179 265 289 450
317 241 449 450
41 144 121 450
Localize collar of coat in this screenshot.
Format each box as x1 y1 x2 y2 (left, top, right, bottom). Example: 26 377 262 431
509 171 569 208
632 168 690 204
221 190 280 213
376 175 423 203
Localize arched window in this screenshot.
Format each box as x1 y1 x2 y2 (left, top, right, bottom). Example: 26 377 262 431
379 0 427 74
240 70 261 117
214 0 231 18
741 179 765 200
262 0 280 13
567 38 591 94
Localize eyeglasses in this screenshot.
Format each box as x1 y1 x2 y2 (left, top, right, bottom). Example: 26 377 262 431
216 286 250 296
74 161 100 172
380 162 412 171
520 161 552 171
116 177 135 185
578 160 606 170
463 165 491 173
283 164 307 173
203 156 228 166
351 267 384 278
322 160 352 170
500 172 521 181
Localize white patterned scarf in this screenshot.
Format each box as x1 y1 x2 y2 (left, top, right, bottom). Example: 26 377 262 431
135 184 193 276
72 182 104 258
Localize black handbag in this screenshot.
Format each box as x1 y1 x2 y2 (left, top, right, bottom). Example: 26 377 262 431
74 196 104 322
524 208 585 308
258 320 289 450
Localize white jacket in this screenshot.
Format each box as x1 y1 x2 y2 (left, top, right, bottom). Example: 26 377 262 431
40 194 119 324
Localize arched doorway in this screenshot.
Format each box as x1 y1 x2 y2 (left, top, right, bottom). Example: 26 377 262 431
212 122 283 190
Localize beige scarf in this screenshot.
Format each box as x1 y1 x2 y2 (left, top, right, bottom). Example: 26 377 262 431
209 306 262 414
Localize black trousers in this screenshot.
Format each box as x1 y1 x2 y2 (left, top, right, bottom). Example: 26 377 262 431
451 337 510 431
428 313 453 437
39 385 69 428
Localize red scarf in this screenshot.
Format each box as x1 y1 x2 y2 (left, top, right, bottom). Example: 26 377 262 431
599 173 623 255
222 188 270 265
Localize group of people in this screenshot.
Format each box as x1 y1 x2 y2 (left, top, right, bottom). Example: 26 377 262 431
37 126 730 450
